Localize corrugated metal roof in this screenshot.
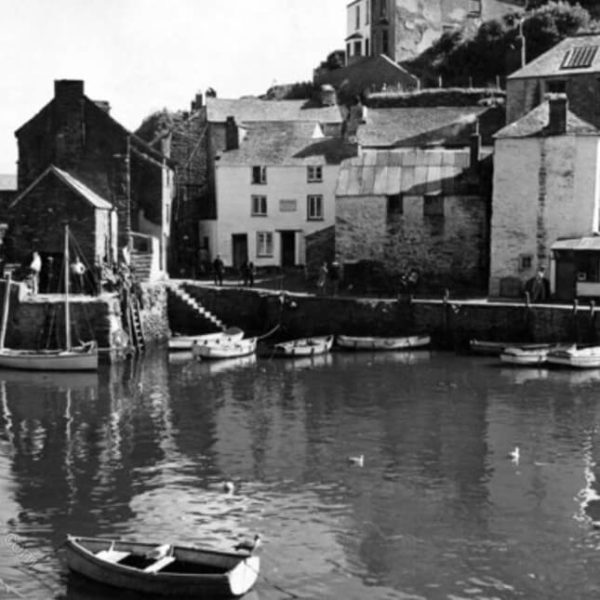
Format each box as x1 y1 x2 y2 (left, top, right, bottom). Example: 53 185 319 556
206 97 343 124
509 34 600 79
336 149 472 196
552 237 600 251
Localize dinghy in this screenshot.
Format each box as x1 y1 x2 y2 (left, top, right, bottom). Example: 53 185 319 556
272 335 334 357
500 346 550 366
469 340 552 356
546 345 600 369
169 327 244 351
64 535 259 597
336 334 430 351
192 336 258 360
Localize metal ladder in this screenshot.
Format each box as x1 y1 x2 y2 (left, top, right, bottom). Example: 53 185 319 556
126 293 145 353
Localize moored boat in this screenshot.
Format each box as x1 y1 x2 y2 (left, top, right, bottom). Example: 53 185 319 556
169 327 244 351
64 535 260 598
546 345 600 369
336 334 431 351
469 339 552 356
500 346 549 366
272 335 334 357
192 337 258 360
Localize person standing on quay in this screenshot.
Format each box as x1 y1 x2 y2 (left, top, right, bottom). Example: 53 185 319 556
29 251 42 295
213 255 224 286
316 261 328 296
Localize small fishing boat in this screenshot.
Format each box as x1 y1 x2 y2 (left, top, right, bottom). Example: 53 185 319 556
272 335 334 357
336 334 431 351
169 327 244 351
64 535 259 598
192 336 258 360
500 346 550 366
469 339 552 356
546 345 600 369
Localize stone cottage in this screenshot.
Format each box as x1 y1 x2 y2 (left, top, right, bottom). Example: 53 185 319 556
9 80 174 280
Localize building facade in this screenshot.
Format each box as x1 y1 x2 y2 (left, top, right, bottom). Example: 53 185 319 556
204 121 356 273
346 0 525 64
12 80 174 278
489 95 600 299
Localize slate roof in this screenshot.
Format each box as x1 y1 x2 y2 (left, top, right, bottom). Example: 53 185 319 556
495 101 600 138
11 165 112 210
357 106 491 148
508 34 600 79
217 122 357 167
0 174 17 190
552 236 600 251
336 149 474 196
205 97 344 124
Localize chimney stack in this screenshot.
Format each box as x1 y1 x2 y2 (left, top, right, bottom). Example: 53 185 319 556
225 116 239 151
191 92 203 112
547 93 568 135
470 120 481 172
53 80 85 167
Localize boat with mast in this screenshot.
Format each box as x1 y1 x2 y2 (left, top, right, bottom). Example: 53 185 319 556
0 224 98 371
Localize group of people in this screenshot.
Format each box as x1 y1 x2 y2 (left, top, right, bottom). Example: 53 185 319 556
28 251 88 295
211 255 255 287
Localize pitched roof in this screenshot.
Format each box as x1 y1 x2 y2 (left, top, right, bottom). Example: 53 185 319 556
205 97 344 124
10 165 112 210
217 122 357 166
552 236 600 251
0 174 17 190
357 106 490 148
495 101 599 138
508 34 600 79
336 149 474 196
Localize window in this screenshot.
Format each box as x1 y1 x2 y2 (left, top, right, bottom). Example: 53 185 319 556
561 45 598 70
519 254 533 271
307 195 324 220
382 29 389 56
251 165 267 184
279 199 297 212
423 193 444 218
355 5 360 29
365 37 370 57
354 40 362 56
546 79 566 94
307 166 323 183
251 195 267 216
365 0 370 25
387 194 403 218
256 232 273 257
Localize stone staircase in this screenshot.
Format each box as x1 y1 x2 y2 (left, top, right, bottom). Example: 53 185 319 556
168 284 226 330
131 250 153 281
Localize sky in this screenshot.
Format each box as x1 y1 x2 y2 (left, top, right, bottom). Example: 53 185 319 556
0 0 347 175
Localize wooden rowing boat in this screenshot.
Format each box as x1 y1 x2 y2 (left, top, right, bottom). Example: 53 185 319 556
546 345 600 369
272 335 334 357
336 334 431 351
469 339 552 356
169 327 244 351
192 337 258 360
500 346 549 366
64 535 260 598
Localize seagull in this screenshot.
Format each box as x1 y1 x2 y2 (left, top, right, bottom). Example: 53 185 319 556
222 481 235 494
348 454 364 467
234 534 262 554
509 447 520 464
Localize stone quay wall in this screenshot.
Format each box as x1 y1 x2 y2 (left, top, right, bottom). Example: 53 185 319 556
168 282 600 350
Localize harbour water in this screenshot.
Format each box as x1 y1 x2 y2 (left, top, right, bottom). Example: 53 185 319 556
1 349 600 599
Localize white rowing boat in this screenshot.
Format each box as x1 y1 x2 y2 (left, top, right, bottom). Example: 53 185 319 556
272 335 334 357
192 336 258 360
169 327 244 351
336 334 430 351
546 345 600 369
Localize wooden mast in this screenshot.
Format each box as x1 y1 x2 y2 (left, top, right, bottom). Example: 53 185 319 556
64 223 71 351
0 272 11 350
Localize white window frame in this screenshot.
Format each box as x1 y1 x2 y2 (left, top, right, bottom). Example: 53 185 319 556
251 165 267 184
256 231 273 257
251 195 267 216
307 195 324 221
307 166 323 183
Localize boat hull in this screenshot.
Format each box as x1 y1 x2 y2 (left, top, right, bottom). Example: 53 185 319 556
500 348 548 366
0 346 98 371
273 335 334 357
169 329 244 351
546 347 600 369
470 340 553 356
193 337 258 360
65 536 259 598
337 334 430 351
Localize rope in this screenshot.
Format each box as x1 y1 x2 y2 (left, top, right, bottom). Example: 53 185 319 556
257 323 280 341
245 558 301 599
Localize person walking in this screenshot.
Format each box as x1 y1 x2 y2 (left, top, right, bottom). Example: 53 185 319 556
213 255 224 286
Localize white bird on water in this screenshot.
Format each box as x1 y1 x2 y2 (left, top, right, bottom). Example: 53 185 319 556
222 481 235 494
348 454 364 467
234 534 262 554
509 447 520 464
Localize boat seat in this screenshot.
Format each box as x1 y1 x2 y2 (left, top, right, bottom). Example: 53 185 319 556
96 549 130 563
144 555 176 573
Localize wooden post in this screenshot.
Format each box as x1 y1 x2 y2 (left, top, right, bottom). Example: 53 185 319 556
0 272 11 350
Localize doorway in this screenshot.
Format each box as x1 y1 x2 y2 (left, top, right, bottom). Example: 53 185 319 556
280 231 296 268
231 234 248 270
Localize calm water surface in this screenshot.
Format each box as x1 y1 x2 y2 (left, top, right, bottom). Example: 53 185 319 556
1 350 600 599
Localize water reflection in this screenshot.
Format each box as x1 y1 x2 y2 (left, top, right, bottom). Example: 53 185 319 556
1 352 600 598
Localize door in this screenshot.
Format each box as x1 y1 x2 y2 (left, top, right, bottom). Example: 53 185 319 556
280 231 296 268
554 256 577 301
231 234 248 270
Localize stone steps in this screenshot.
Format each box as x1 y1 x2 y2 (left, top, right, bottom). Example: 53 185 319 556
167 284 225 330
